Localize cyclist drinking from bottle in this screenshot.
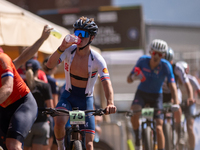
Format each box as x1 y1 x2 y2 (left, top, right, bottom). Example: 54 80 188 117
46 16 117 150
127 39 179 150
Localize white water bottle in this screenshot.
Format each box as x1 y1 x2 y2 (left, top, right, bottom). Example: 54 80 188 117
65 34 81 45
47 25 62 39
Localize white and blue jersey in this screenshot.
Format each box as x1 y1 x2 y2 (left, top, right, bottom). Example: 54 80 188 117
133 55 175 93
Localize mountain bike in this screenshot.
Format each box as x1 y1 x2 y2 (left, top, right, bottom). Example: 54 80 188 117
123 105 179 150
42 107 106 150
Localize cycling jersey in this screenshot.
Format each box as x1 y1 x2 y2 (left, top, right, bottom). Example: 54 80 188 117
59 44 110 97
162 62 190 103
133 55 175 93
0 52 30 108
187 74 200 92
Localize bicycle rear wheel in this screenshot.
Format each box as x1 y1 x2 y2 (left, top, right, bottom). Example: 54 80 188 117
143 126 153 150
163 122 172 150
72 140 83 150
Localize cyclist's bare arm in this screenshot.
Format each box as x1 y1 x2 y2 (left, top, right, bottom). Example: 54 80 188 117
13 25 51 70
0 76 13 104
169 82 179 104
101 80 116 114
185 81 195 105
127 72 134 83
46 37 74 69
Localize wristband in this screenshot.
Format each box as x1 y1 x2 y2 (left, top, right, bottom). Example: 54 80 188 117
57 47 64 54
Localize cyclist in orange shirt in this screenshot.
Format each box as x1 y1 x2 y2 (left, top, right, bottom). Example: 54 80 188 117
0 25 51 150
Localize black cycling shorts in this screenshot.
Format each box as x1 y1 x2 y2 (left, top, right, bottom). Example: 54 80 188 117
0 92 37 145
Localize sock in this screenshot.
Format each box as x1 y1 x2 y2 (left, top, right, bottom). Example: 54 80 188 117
134 129 141 146
56 137 65 150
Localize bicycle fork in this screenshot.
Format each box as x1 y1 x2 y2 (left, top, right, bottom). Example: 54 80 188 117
65 126 86 150
142 120 158 150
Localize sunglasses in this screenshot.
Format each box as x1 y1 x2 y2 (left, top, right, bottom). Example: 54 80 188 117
151 51 163 57
74 30 90 38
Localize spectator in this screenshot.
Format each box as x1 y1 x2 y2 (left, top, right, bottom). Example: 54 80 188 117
43 57 59 150
24 59 54 150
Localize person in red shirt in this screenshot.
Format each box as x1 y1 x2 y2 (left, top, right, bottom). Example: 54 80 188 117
32 52 48 83
0 25 51 150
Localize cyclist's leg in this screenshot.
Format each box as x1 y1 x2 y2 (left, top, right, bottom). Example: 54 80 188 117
6 138 22 150
185 103 196 150
151 93 165 150
173 88 182 143
85 133 95 150
80 96 95 150
155 118 165 150
6 92 37 150
54 90 71 150
130 90 144 149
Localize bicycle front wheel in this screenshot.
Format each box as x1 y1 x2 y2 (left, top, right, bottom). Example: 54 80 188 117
163 122 172 150
72 140 83 150
143 126 153 150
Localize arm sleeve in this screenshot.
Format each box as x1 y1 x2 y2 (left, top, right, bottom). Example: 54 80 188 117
174 64 189 84
188 75 200 91
0 54 14 79
96 55 110 82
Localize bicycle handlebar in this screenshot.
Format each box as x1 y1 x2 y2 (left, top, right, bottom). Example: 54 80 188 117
41 108 106 117
117 107 176 117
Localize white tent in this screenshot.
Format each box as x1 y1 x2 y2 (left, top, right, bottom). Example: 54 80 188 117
0 0 100 54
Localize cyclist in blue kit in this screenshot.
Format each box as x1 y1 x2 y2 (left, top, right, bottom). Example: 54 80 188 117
46 16 116 150
127 39 179 150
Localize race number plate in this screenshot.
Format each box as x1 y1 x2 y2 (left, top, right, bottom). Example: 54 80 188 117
163 102 172 109
69 110 85 125
142 108 154 119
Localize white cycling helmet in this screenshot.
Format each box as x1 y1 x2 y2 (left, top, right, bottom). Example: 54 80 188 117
177 61 188 69
165 47 174 62
150 39 168 53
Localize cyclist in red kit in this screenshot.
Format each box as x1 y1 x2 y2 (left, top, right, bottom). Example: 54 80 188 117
0 25 51 150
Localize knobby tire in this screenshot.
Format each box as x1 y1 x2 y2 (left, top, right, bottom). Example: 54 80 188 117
163 122 172 150
143 126 153 150
72 140 83 150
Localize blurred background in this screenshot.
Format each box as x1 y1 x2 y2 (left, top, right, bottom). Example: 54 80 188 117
1 0 200 149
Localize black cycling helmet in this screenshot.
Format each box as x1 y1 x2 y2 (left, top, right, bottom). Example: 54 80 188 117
165 47 174 62
73 17 98 36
